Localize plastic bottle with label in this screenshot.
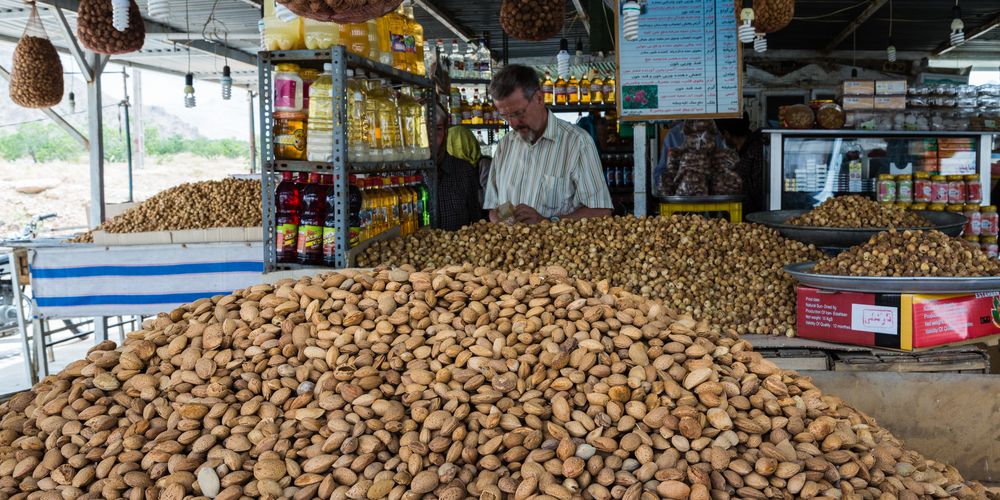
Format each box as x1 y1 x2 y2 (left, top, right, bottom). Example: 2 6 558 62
273 63 304 112
306 64 333 162
296 173 326 265
542 72 554 105
302 19 340 50
275 171 301 263
404 1 426 75
346 70 370 162
341 22 370 59
262 0 302 51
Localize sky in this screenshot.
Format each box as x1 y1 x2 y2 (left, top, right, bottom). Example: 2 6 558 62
98 62 253 141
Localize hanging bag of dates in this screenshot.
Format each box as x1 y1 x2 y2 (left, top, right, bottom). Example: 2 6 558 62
9 4 63 109
77 0 144 55
500 0 564 41
276 0 401 23
752 0 794 33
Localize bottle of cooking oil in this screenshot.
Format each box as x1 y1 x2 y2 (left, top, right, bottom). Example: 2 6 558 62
375 80 403 161
306 64 334 162
579 71 591 104
374 14 394 66
346 69 370 162
366 19 380 62
341 22 369 58
302 19 340 50
604 72 616 104
542 72 554 105
361 75 383 161
386 5 409 72
471 89 484 125
567 73 580 105
412 88 430 159
460 91 472 125
590 70 604 104
403 0 426 75
450 88 463 126
359 177 378 238
554 74 567 105
263 0 303 51
380 176 400 229
398 86 420 160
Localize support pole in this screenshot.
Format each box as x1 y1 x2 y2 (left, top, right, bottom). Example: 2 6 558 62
633 123 647 216
87 51 108 345
120 69 134 202
248 91 257 174
132 68 145 171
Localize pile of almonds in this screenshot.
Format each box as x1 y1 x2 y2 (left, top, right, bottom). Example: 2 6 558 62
787 196 930 229
0 265 992 499
70 179 262 243
360 216 823 335
813 229 1000 277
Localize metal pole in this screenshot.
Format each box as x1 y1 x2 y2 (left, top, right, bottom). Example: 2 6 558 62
8 249 35 385
633 123 647 216
248 90 257 174
132 69 145 171
121 69 134 203
87 51 108 344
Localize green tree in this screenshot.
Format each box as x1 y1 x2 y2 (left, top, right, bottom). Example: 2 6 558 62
0 122 83 163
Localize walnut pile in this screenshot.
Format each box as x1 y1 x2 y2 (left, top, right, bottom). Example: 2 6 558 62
76 0 144 55
787 196 930 228
359 216 823 336
499 0 564 41
0 265 991 499
70 179 261 243
9 35 63 109
812 229 1000 277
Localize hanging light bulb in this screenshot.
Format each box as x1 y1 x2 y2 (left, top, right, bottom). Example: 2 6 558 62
574 38 584 67
146 0 169 21
274 3 298 22
184 73 196 108
739 4 756 44
111 0 130 31
753 32 767 53
622 0 640 42
851 68 859 78
887 36 897 62
221 65 232 100
556 38 570 79
68 91 76 113
950 1 964 46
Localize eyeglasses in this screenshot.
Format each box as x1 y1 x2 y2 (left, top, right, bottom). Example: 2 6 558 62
496 90 538 122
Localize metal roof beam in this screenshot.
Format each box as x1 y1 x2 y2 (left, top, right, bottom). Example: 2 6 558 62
822 0 888 53
933 11 1000 56
32 0 257 67
571 0 591 34
413 0 476 41
52 7 93 80
0 63 90 149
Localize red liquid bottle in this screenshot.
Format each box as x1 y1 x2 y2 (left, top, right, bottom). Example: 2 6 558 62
274 171 301 263
296 173 327 265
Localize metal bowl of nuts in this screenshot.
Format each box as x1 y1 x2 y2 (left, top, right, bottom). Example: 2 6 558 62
784 261 1000 293
746 210 967 250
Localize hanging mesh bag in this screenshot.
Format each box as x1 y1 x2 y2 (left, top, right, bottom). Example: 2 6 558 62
77 0 145 54
9 4 64 108
500 0 564 41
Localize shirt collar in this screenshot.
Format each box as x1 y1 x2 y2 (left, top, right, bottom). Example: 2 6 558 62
515 109 560 145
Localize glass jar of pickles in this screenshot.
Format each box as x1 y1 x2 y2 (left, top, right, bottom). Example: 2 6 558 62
896 174 913 203
981 236 998 258
931 175 949 203
965 174 982 204
877 174 896 203
981 206 999 236
963 204 981 236
914 172 932 203
948 175 966 204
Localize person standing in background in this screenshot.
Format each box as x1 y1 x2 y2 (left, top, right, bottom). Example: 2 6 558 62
715 115 766 213
436 114 484 230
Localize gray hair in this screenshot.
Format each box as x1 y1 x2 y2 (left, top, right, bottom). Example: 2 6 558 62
489 64 541 101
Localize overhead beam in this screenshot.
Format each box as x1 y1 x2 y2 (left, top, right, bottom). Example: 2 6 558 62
0 64 89 149
52 7 92 80
749 49 929 61
413 0 476 41
33 0 258 67
822 0 888 53
571 0 591 34
933 12 1000 56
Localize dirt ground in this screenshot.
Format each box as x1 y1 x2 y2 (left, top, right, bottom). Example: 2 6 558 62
0 154 251 238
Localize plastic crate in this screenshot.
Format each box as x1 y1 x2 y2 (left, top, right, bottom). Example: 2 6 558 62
659 201 743 223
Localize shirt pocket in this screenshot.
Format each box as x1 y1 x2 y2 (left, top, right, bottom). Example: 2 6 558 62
538 174 575 217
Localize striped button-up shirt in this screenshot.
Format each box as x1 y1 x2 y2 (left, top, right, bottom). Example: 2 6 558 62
483 110 613 219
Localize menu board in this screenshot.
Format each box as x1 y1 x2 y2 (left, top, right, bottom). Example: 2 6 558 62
615 0 742 121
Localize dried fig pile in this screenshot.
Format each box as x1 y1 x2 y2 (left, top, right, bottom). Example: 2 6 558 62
787 196 931 229
70 179 262 243
360 216 823 336
813 229 1000 277
0 265 990 499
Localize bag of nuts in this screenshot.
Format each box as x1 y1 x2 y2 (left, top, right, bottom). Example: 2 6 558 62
9 4 63 109
276 0 402 23
500 0 564 41
77 0 144 55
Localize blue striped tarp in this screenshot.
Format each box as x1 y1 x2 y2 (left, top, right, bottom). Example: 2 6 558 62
30 242 264 317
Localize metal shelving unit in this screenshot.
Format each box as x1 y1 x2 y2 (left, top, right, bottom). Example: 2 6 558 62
259 47 438 272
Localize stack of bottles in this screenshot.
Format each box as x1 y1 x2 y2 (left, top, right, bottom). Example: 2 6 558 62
274 171 430 265
271 65 431 163
542 68 616 107
433 38 493 80
448 86 499 127
601 153 634 188
262 0 427 77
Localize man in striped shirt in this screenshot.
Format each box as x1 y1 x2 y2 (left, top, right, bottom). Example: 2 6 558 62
484 65 613 224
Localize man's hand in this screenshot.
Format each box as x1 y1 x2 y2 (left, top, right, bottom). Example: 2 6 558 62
513 204 544 225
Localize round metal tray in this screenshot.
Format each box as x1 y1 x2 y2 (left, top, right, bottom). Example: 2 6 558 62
784 262 1000 293
660 195 745 203
746 210 967 249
